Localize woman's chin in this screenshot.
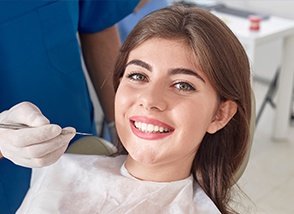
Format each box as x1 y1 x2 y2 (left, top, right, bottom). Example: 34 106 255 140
128 149 159 166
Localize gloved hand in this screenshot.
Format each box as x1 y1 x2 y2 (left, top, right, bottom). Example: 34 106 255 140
0 102 76 168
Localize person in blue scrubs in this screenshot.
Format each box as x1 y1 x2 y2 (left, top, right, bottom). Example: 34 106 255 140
0 0 141 213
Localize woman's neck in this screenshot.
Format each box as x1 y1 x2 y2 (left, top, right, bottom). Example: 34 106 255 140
124 155 193 182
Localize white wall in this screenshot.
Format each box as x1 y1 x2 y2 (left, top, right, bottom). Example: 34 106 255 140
219 0 294 20
174 0 294 20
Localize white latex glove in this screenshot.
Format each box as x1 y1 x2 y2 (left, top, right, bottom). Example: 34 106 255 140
0 102 76 168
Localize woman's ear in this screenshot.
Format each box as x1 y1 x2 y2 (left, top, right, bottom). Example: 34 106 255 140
207 100 237 134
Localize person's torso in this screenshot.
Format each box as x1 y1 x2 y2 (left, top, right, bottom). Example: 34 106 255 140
18 154 220 214
0 0 93 133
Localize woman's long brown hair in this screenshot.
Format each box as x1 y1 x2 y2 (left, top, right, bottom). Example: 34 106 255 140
113 3 251 214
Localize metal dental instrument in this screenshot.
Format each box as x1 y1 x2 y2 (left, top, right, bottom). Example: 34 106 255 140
0 123 92 136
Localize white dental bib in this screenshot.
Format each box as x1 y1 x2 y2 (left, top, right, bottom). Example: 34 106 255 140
17 154 220 214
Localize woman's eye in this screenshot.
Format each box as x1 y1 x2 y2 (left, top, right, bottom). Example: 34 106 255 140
174 82 196 92
127 73 148 82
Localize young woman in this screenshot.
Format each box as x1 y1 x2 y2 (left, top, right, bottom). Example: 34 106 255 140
6 3 251 214
113 3 252 213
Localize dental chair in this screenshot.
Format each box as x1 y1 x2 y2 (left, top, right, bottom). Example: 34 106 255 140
66 136 117 156
67 91 256 183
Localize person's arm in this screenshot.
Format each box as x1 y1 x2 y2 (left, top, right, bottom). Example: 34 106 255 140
79 25 120 123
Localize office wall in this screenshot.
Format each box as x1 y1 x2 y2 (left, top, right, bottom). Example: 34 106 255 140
219 0 294 19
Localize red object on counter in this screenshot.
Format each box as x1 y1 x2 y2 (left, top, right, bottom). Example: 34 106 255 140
249 15 261 31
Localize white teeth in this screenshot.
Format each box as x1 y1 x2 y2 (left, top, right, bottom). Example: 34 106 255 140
134 121 169 133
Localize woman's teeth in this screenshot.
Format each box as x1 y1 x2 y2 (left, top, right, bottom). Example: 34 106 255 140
134 121 169 133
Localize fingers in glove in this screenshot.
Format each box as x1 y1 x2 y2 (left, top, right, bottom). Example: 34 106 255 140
3 143 68 168
2 127 75 158
2 124 62 147
1 102 50 126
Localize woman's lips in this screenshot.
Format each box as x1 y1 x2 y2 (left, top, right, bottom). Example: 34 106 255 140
129 116 174 140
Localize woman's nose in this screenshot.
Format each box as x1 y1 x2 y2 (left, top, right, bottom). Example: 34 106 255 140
138 82 168 111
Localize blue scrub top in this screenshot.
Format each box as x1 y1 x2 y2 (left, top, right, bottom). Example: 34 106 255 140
0 0 139 213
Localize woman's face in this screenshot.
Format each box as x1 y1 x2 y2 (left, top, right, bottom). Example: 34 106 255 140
115 38 220 178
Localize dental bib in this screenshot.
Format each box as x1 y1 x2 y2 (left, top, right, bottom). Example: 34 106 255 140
17 154 220 214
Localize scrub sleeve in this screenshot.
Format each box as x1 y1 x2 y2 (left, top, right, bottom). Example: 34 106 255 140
0 0 139 213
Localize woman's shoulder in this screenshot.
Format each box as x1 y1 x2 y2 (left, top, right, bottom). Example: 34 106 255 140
193 183 221 214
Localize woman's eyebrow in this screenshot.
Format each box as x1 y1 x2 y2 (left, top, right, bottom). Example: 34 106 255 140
126 59 151 71
126 59 205 83
169 68 205 83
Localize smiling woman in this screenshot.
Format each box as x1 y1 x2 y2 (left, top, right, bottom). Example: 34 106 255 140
14 3 251 214
113 3 251 213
